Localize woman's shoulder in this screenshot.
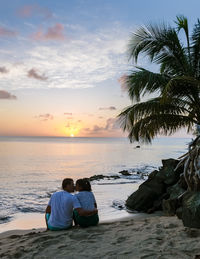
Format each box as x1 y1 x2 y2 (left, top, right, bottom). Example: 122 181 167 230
76 191 93 197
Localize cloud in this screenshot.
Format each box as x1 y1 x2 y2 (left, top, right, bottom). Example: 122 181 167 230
0 26 17 37
28 69 48 81
64 112 72 115
99 106 116 111
82 117 120 135
32 24 65 41
118 74 128 91
105 118 119 130
34 113 53 121
0 22 129 90
17 4 52 19
0 67 9 73
0 90 16 100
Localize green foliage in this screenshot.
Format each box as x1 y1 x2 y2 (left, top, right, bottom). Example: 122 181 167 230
119 16 200 143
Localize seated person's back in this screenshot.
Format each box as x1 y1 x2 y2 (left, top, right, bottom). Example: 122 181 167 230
48 190 80 229
75 191 96 210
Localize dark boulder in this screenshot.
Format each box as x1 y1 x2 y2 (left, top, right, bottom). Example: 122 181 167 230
126 177 165 211
156 159 181 186
89 174 120 181
181 191 200 228
162 199 178 216
126 158 183 212
162 181 186 216
119 170 132 176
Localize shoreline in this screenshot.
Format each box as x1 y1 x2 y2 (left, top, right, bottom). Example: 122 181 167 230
0 211 150 236
1 213 200 258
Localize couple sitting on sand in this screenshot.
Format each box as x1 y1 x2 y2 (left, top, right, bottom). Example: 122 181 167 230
45 178 99 230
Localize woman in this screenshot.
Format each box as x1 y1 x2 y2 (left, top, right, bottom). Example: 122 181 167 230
74 178 99 227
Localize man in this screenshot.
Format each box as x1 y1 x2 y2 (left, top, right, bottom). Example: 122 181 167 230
45 178 98 230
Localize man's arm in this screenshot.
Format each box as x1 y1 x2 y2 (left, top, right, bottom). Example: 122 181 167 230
45 205 51 230
75 208 98 217
46 205 51 213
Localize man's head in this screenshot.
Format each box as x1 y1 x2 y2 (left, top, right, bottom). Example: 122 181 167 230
62 178 74 193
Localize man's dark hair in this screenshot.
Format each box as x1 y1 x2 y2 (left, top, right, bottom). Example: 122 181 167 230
76 178 91 191
62 178 73 189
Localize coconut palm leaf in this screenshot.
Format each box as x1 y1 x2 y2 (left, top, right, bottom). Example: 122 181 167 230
123 113 195 143
128 24 190 74
119 16 200 143
125 68 170 101
191 19 200 78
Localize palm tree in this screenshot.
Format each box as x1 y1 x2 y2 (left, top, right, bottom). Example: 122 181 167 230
118 16 200 191
119 15 200 143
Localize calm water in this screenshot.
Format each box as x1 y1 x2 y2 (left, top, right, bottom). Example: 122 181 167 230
0 136 190 232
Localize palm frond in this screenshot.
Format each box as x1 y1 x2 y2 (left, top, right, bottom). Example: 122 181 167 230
128 23 190 75
120 112 195 143
126 67 170 101
162 76 200 104
191 19 200 78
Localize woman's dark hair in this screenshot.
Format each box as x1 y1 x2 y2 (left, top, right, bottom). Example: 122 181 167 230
62 178 73 189
76 178 91 191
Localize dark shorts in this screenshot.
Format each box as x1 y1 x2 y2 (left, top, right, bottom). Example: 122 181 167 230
73 209 99 227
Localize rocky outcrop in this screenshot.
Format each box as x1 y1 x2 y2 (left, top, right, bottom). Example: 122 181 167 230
126 159 185 213
181 191 200 228
89 174 120 181
126 157 200 229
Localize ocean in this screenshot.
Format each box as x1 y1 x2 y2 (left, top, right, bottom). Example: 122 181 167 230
0 136 190 232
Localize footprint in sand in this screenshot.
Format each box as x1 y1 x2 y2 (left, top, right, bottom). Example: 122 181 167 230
117 236 127 243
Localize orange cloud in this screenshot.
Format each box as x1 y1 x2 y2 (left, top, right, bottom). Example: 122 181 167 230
17 4 52 19
28 69 48 81
64 112 72 115
34 113 53 121
99 106 116 110
32 24 65 41
0 90 17 100
0 26 17 37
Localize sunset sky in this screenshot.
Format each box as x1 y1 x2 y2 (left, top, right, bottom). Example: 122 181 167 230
0 0 199 137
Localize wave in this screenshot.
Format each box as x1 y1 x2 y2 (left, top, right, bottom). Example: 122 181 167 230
96 181 137 185
0 215 12 224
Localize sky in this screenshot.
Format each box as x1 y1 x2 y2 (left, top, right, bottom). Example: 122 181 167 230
0 0 199 138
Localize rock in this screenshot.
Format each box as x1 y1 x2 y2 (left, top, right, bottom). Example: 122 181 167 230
89 174 120 181
119 170 132 176
162 176 186 216
176 207 183 219
135 145 140 148
89 174 105 181
126 158 183 212
126 178 165 211
167 182 186 200
178 173 188 189
148 170 158 180
156 159 181 186
162 199 178 216
181 191 200 228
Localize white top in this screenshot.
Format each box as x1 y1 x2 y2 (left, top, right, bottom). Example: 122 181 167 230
48 191 81 228
75 191 96 210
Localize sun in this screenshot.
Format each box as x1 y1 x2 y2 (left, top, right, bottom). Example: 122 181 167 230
70 133 74 137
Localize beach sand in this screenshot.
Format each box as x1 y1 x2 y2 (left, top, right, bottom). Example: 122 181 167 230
1 214 200 259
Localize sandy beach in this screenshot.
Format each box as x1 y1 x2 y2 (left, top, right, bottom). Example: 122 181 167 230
1 214 200 259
